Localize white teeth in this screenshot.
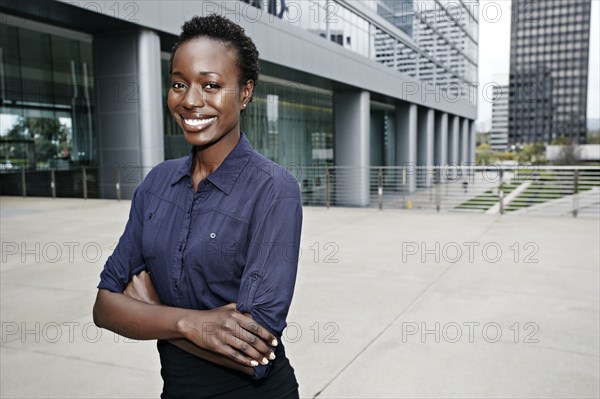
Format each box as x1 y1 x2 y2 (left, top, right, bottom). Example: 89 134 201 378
183 117 216 127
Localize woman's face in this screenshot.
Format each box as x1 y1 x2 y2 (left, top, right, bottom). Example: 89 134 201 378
168 37 253 148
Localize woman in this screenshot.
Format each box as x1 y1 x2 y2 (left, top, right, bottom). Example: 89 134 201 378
93 14 302 398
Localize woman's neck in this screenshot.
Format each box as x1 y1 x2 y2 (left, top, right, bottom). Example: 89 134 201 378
191 131 241 191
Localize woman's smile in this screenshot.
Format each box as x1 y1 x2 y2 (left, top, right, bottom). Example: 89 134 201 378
180 114 218 132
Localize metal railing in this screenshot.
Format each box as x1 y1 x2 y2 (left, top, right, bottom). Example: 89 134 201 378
0 167 99 199
2 164 599 218
298 165 600 218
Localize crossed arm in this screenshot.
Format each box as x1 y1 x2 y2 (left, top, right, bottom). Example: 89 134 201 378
93 271 276 376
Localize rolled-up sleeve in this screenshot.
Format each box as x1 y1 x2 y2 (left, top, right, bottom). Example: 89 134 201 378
237 194 303 380
97 186 147 293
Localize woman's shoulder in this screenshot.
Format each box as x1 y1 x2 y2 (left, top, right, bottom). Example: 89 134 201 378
245 150 301 201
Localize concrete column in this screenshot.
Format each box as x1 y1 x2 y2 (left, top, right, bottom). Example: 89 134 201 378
417 107 434 187
334 90 370 206
447 115 460 180
94 29 164 199
138 30 165 171
395 102 417 193
370 109 385 166
460 118 470 165
434 112 449 167
434 112 448 182
469 120 477 164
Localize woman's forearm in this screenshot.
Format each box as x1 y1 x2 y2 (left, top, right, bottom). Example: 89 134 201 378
94 286 276 369
93 289 188 340
94 289 254 373
115 272 263 375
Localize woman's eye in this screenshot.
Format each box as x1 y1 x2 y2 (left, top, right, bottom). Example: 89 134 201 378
203 82 221 91
171 82 186 89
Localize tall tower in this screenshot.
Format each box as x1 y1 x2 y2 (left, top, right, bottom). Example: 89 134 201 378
508 0 591 146
491 85 509 151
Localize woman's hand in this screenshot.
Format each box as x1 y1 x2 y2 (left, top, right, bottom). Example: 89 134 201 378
179 303 277 367
123 271 161 306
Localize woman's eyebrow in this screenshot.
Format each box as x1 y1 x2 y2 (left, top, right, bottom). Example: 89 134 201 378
198 71 222 76
171 70 222 77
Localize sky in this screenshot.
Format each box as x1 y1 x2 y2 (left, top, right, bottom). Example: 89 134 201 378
476 0 600 131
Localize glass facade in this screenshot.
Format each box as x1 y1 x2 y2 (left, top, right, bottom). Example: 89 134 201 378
377 0 414 36
237 0 478 98
240 79 333 167
0 23 96 172
372 0 478 92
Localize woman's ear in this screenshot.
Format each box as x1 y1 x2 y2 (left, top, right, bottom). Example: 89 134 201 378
241 79 255 108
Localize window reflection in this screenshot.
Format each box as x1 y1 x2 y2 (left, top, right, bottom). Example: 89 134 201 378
0 24 95 171
241 79 333 166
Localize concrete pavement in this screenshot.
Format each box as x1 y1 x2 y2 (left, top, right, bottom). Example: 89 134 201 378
1 196 598 398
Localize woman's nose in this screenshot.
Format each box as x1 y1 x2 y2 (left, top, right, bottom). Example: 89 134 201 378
182 87 205 108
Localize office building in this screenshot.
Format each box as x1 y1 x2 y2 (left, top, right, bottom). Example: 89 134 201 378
508 0 591 146
490 85 509 151
0 0 478 204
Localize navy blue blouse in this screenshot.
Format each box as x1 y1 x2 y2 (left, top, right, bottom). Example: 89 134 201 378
97 132 303 379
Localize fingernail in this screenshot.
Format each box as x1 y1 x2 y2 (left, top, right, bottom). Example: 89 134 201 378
261 357 269 365
269 352 276 360
250 360 258 366
271 338 278 346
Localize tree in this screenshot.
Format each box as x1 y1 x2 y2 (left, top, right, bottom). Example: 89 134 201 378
551 136 571 145
555 143 581 165
549 136 582 165
476 143 494 165
588 130 600 144
517 142 546 164
2 116 71 168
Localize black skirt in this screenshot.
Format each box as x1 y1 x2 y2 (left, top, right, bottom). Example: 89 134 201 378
158 340 299 399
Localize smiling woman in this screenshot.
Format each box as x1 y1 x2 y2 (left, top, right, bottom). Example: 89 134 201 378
92 14 302 399
167 34 254 188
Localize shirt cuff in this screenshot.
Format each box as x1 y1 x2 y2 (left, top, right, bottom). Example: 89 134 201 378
97 263 146 293
252 363 271 380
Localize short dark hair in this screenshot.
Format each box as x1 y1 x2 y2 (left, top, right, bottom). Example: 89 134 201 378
169 14 260 88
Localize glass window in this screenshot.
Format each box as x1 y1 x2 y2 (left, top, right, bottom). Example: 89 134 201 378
0 24 95 170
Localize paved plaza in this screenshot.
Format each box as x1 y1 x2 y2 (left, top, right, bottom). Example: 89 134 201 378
1 196 599 398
